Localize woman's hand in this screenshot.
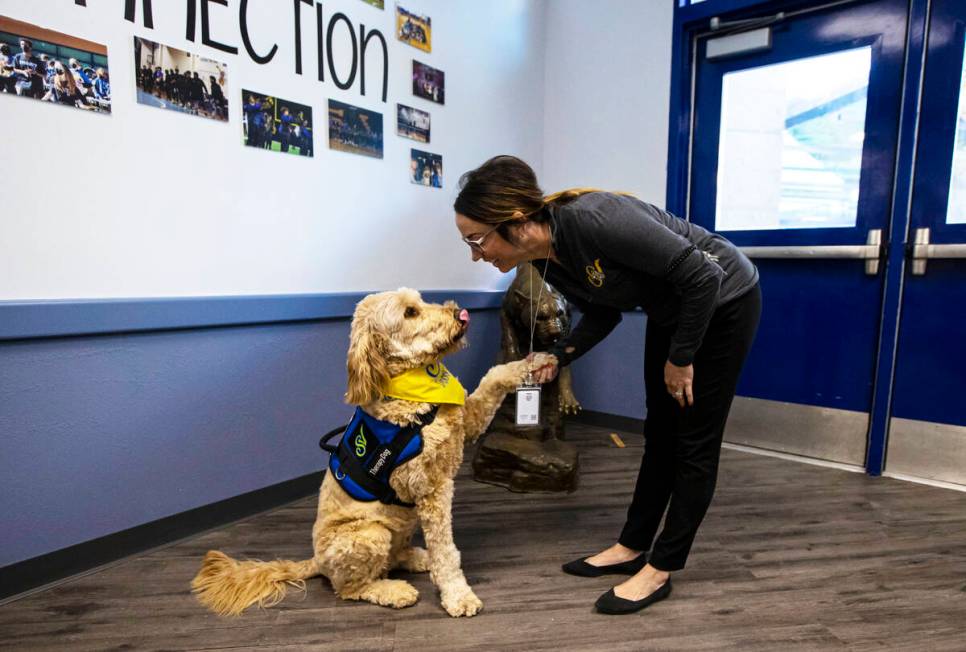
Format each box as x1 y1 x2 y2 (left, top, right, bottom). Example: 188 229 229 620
664 360 694 407
526 352 559 384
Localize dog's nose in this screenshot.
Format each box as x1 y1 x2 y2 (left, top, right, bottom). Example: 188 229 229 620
456 308 470 325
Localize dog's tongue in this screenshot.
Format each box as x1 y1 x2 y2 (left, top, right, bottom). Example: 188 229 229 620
459 309 470 326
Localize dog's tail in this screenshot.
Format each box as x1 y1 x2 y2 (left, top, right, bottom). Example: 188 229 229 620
191 550 320 616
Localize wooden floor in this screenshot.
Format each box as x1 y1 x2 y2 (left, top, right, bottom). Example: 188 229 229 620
3 422 966 651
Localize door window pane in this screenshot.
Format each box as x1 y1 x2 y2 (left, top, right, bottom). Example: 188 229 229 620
715 47 871 231
946 40 966 224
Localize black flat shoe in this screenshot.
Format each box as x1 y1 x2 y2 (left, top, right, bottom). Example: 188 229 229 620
561 553 648 577
594 579 672 615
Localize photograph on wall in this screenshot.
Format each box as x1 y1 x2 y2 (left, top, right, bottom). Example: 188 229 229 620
242 90 313 157
328 99 383 159
396 103 430 143
0 15 111 113
360 0 385 8
412 60 444 105
410 148 442 188
395 5 431 53
134 36 228 122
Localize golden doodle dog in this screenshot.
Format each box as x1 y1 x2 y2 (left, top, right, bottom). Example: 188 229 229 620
192 288 551 617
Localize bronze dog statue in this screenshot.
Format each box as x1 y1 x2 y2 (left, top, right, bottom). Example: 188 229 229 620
472 262 581 492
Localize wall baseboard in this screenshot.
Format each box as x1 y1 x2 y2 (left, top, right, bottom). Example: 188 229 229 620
0 470 323 604
572 410 644 435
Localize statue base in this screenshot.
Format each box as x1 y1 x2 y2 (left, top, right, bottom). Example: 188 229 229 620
472 431 579 493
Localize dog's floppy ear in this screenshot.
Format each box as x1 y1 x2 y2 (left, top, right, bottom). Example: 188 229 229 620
345 310 390 405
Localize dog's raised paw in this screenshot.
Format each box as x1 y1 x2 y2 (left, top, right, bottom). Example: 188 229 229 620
529 352 555 369
442 589 483 617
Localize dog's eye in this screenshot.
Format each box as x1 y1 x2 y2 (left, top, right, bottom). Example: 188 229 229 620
404 306 419 318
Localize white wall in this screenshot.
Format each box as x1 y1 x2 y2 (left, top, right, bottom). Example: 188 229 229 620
541 0 673 205
542 0 674 419
0 0 545 300
1 0 677 303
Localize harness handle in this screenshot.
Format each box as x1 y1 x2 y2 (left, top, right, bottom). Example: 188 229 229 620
319 424 349 454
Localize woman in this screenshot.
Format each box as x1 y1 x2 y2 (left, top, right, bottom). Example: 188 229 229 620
454 155 761 615
208 75 226 118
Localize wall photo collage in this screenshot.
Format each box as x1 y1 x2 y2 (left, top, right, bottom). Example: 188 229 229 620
0 1 444 188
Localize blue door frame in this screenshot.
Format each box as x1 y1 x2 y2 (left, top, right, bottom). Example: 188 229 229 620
666 0 932 475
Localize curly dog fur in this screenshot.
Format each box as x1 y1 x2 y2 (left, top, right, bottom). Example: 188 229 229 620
192 288 551 617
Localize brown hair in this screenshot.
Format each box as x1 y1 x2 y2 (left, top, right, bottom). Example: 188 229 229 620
453 155 626 230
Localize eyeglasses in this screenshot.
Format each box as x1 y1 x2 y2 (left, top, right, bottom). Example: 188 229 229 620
461 224 500 253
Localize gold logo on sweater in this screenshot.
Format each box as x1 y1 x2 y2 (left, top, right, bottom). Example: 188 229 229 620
585 259 605 288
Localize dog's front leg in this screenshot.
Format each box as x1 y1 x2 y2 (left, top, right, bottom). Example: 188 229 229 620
462 355 552 442
416 479 481 617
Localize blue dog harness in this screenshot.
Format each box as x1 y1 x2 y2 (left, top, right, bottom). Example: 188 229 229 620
320 406 439 507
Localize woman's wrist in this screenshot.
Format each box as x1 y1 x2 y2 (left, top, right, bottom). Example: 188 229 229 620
549 344 575 367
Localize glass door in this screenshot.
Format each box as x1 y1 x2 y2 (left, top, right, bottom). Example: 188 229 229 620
687 0 908 464
888 0 966 487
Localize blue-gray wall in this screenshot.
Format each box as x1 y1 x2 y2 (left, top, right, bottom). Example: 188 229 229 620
0 297 503 568
0 295 647 569
570 311 647 423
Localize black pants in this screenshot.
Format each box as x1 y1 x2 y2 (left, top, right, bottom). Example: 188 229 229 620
618 283 761 571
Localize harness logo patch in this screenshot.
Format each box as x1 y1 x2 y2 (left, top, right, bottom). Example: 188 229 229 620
585 258 605 288
354 426 368 457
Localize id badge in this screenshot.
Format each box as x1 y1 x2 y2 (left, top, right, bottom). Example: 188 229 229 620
515 384 541 426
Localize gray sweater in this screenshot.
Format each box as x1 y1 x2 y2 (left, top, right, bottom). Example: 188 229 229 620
542 192 758 367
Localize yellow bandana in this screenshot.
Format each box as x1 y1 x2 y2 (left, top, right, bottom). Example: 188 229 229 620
383 362 466 405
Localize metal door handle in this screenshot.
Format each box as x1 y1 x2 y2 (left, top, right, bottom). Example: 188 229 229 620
738 229 884 274
908 228 966 275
